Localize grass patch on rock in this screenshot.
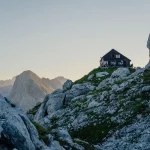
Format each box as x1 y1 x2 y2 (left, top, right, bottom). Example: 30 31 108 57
70 120 118 144
143 69 150 84
88 87 111 95
27 103 42 115
31 121 50 145
74 67 118 85
129 67 136 73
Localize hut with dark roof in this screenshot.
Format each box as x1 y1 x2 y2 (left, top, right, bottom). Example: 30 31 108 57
100 49 131 67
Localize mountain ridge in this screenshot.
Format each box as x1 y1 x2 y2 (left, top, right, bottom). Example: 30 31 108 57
4 70 67 112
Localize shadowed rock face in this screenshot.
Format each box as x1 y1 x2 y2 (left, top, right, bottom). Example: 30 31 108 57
147 34 150 49
0 95 49 150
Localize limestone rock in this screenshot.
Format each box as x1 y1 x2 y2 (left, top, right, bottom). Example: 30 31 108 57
34 90 65 122
52 129 72 143
111 68 130 79
96 72 109 78
88 74 94 80
0 95 49 150
32 65 150 150
63 80 73 90
142 86 150 92
147 34 150 49
83 82 96 91
88 101 99 108
49 141 65 150
65 84 90 102
52 129 84 150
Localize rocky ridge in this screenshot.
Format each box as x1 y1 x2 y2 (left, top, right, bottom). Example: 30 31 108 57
27 65 150 150
0 94 74 150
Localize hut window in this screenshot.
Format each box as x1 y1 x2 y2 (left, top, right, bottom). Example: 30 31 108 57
116 54 120 58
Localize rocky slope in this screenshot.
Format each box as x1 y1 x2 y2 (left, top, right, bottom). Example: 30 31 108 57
27 64 150 150
0 94 68 150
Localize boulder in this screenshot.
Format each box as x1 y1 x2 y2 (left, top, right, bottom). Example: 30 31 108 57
65 84 90 102
111 84 119 92
72 113 88 129
88 101 99 108
49 141 65 150
46 134 54 146
63 80 73 91
83 83 96 91
110 94 116 100
96 78 115 90
34 90 65 122
96 72 109 78
88 74 94 80
142 86 150 92
45 134 65 150
111 68 130 79
46 91 65 115
0 95 50 150
52 129 72 143
52 128 84 150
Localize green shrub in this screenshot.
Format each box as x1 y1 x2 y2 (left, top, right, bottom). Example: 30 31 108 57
88 87 111 95
31 121 50 145
114 80 124 85
51 116 59 124
70 121 117 144
143 69 150 84
27 103 42 115
129 67 136 73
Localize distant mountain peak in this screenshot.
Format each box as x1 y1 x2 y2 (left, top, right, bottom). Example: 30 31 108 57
7 70 67 111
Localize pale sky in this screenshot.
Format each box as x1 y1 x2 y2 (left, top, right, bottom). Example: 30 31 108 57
0 0 150 81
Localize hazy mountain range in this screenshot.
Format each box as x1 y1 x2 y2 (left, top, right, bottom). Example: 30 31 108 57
0 77 16 97
0 70 67 111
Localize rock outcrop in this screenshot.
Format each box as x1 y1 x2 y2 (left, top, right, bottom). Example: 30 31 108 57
30 66 150 149
147 34 150 49
62 80 73 91
0 94 50 150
